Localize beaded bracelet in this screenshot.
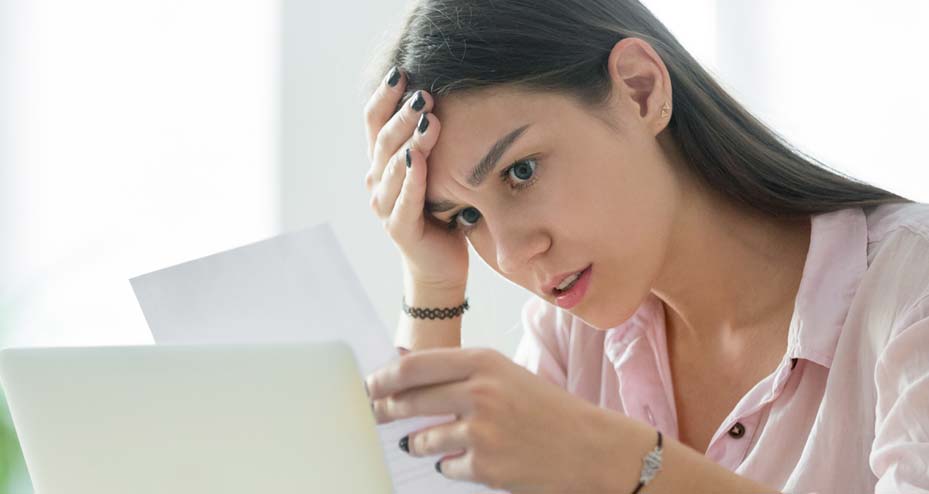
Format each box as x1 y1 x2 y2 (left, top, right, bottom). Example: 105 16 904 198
631 430 663 494
401 296 469 320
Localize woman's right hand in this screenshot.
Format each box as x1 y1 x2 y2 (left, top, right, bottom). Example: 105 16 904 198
363 67 469 291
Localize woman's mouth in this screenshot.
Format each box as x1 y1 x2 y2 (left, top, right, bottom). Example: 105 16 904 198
551 264 592 309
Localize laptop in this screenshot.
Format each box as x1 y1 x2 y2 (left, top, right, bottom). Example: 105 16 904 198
0 340 394 494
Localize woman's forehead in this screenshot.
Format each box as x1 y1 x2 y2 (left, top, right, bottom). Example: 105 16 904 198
429 89 555 172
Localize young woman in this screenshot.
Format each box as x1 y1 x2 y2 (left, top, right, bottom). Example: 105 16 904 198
362 1 929 492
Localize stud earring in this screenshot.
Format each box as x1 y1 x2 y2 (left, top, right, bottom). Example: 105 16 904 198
660 102 671 118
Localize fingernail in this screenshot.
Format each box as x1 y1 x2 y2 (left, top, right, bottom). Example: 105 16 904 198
405 147 412 168
417 113 429 134
410 91 425 112
399 435 409 453
386 67 401 87
435 459 442 474
364 380 370 397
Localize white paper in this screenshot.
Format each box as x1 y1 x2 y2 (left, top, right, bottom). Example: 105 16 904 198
130 222 503 494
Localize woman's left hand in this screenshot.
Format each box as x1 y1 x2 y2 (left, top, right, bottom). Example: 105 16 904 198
364 347 626 493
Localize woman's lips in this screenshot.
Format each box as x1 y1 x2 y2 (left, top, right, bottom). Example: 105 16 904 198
550 264 592 310
544 264 592 295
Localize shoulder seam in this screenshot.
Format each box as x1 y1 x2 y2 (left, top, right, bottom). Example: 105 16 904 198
870 221 929 246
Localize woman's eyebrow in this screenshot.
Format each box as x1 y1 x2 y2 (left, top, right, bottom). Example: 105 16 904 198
424 123 532 215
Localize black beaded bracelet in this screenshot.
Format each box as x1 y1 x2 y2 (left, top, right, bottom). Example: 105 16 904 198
402 296 469 320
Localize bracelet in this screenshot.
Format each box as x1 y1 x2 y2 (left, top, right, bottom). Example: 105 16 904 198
631 430 663 494
402 296 469 320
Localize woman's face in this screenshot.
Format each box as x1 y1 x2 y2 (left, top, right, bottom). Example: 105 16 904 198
425 85 683 330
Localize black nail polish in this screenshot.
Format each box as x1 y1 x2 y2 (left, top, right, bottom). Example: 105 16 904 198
410 91 425 112
386 67 401 87
417 113 429 134
405 147 411 168
399 435 409 453
435 460 442 474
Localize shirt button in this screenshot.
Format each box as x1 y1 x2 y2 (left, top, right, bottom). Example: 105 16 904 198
644 405 655 426
728 422 746 438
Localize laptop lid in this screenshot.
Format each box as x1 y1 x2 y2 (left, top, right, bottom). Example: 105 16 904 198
0 341 393 494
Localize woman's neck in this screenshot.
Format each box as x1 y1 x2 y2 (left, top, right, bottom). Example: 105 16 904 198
651 183 812 353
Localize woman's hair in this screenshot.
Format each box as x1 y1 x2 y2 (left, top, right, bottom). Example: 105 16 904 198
365 0 911 217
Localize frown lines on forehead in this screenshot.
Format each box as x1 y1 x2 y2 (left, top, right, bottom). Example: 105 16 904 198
425 123 531 215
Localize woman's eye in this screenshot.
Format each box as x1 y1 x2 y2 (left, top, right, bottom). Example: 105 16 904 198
507 159 536 183
443 207 482 232
445 157 540 233
458 207 481 226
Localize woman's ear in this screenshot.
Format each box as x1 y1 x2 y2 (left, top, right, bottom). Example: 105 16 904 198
607 37 673 137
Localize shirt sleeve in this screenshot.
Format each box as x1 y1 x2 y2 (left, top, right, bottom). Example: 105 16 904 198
869 292 929 493
512 296 567 388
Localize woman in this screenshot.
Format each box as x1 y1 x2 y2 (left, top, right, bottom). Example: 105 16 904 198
362 1 929 492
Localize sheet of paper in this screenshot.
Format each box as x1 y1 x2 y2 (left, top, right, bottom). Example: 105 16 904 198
130 222 504 494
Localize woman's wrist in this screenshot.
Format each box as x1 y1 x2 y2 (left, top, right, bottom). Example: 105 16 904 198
573 405 662 493
395 281 467 351
402 279 467 307
402 296 469 320
588 407 782 494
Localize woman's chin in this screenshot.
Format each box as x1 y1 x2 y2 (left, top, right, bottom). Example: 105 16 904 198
572 301 642 331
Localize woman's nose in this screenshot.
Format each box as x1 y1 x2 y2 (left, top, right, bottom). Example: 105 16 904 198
492 219 549 276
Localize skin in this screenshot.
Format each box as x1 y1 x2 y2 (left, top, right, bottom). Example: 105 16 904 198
364 37 803 492
424 81 674 331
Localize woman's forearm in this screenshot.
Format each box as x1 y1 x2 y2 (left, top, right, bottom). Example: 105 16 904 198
590 408 783 494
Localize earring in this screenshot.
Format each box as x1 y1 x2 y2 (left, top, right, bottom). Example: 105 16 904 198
660 102 671 118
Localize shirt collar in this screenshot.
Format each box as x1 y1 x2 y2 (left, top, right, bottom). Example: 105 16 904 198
603 207 869 370
785 207 868 368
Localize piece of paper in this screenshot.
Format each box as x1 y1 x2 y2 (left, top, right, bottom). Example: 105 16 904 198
130 222 503 494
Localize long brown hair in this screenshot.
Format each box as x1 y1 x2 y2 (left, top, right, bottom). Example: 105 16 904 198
364 0 911 216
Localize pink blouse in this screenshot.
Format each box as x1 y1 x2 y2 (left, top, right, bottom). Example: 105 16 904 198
513 202 929 494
